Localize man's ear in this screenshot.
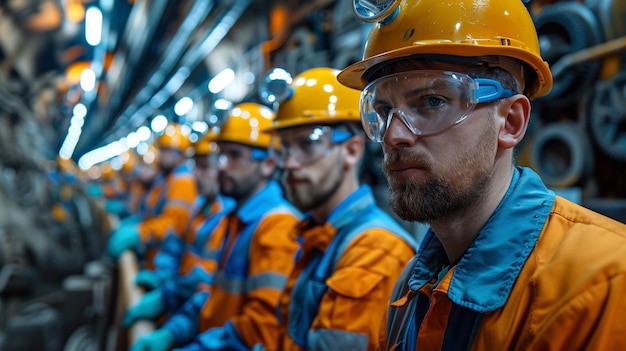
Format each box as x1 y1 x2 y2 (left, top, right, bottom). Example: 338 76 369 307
342 135 365 169
259 157 277 178
498 94 531 149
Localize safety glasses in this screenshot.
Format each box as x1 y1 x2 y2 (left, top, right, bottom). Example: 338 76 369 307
360 70 515 142
271 126 353 167
218 145 268 168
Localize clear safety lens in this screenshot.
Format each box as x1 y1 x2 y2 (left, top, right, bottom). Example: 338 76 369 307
271 126 351 167
360 70 514 142
218 147 266 168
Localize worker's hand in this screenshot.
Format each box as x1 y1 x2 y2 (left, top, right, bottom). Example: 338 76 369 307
104 199 128 216
123 289 164 328
106 224 141 259
129 328 174 351
135 269 162 290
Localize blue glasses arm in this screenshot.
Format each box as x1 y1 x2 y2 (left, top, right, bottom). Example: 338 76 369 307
474 78 516 103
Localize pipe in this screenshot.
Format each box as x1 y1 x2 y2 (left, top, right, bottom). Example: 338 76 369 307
550 35 626 77
118 250 155 347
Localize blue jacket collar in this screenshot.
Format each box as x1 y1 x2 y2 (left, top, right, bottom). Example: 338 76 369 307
172 162 192 174
236 180 286 224
326 185 375 230
408 167 555 312
298 185 375 232
300 185 375 228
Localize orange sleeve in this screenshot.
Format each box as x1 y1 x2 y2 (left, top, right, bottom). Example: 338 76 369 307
230 212 300 349
525 272 626 350
138 174 197 243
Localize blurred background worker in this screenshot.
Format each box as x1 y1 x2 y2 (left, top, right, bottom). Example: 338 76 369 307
99 150 140 218
106 123 198 270
129 102 302 351
264 67 417 351
98 161 126 201
46 156 82 226
123 128 236 327
124 145 160 219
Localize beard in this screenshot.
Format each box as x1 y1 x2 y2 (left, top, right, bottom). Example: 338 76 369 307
218 165 261 202
283 154 344 213
383 121 496 223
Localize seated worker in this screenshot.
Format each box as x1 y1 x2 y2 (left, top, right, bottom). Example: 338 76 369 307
129 102 302 351
123 129 235 326
265 67 418 351
106 123 198 270
123 144 159 222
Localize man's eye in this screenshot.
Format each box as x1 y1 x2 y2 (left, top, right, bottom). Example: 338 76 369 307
227 151 241 159
297 140 317 153
425 96 445 107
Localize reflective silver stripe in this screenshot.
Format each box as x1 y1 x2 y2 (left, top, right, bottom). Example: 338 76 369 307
246 272 288 292
164 199 194 212
309 329 369 351
203 248 220 260
213 271 288 294
213 271 246 294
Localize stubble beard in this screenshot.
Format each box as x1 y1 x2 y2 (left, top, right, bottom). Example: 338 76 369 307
383 122 496 223
218 164 261 202
285 156 344 213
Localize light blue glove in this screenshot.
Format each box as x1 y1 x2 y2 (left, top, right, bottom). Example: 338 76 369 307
135 269 162 290
106 224 141 259
123 289 165 328
105 199 128 216
129 328 174 351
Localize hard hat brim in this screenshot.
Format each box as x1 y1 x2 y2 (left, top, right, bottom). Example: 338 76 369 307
338 41 553 99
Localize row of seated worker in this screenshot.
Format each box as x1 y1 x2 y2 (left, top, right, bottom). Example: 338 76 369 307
102 67 420 351
87 143 161 221
66 0 626 348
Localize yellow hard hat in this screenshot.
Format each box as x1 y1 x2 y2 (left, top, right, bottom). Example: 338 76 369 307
338 0 553 99
193 127 220 156
265 67 362 131
157 123 191 152
218 103 276 149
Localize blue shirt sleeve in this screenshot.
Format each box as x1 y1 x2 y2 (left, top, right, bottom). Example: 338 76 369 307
163 291 210 345
175 321 251 351
161 266 214 312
